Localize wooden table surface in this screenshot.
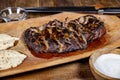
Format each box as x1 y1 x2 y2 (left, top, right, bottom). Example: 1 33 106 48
0 0 120 80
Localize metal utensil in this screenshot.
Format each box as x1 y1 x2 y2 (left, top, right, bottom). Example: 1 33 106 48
0 6 120 22
24 6 120 15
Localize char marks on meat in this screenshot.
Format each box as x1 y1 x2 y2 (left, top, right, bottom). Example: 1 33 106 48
24 15 106 53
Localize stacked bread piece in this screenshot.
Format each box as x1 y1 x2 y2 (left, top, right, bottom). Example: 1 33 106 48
0 34 26 70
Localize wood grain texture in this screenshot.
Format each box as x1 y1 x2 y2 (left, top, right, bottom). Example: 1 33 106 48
0 0 120 80
0 12 120 80
2 58 95 80
0 0 120 19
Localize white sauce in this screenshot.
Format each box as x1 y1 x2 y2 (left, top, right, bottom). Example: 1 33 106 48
94 53 120 79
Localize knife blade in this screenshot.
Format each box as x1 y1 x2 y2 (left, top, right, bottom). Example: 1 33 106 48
24 6 120 15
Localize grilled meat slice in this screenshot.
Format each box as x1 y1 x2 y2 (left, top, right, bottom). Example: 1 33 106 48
24 27 87 53
68 15 105 42
24 15 106 54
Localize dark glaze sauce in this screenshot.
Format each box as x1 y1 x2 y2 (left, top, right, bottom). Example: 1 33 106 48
28 34 109 59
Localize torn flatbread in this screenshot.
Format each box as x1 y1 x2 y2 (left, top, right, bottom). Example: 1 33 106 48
0 34 19 50
0 50 26 70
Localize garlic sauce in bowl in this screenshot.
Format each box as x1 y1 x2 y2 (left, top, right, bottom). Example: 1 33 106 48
89 48 120 80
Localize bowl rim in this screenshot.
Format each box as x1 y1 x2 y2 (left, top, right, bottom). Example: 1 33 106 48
89 49 120 80
0 7 28 22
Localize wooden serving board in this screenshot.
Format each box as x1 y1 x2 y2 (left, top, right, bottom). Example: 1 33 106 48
0 12 120 77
